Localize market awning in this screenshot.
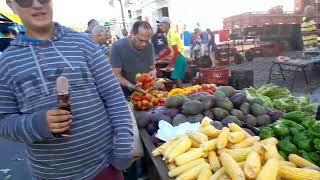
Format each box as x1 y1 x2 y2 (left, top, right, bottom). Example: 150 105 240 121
0 10 22 25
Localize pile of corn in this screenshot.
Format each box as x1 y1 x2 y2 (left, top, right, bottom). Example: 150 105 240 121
167 85 202 97
152 118 320 180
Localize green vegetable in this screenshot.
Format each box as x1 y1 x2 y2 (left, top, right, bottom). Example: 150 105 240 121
314 139 320 151
299 150 314 162
279 151 288 160
301 116 316 129
259 127 275 140
310 121 320 137
293 131 313 152
282 111 305 124
308 152 320 164
278 138 298 154
256 84 290 100
273 124 289 138
273 97 299 113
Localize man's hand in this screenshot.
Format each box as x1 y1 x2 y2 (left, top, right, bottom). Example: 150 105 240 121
46 110 72 134
128 83 147 93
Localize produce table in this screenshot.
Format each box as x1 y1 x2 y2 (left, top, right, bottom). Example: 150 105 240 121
267 57 320 91
139 129 172 180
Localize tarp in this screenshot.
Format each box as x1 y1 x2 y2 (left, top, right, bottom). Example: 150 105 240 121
0 10 22 25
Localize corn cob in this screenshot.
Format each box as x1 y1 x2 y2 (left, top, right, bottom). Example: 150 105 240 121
259 137 278 146
217 127 230 150
209 167 226 180
152 139 176 156
222 147 252 162
197 167 213 180
219 152 246 180
163 136 185 160
208 151 221 172
288 154 319 168
262 143 283 161
167 162 177 171
244 151 261 179
278 163 320 180
176 163 211 180
168 158 207 177
175 148 205 166
279 161 296 167
256 158 279 180
228 123 250 137
201 117 213 127
219 174 232 180
203 151 209 158
228 131 246 144
200 125 221 138
201 139 217 152
191 138 201 148
230 136 260 149
167 136 192 162
187 131 208 144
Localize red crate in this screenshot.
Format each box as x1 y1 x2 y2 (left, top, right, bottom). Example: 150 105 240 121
199 67 229 85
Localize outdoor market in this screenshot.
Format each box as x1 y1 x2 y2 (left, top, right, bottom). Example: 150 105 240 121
1 0 320 180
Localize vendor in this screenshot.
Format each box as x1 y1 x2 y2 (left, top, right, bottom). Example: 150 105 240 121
301 5 318 50
157 17 187 88
110 21 156 97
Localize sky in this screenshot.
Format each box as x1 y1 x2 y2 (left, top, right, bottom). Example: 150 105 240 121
1 0 294 30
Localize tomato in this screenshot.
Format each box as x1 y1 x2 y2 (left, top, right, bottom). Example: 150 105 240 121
141 100 149 106
158 98 165 103
206 89 214 94
202 84 210 90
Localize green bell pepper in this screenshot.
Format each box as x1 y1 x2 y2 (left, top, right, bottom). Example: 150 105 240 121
278 138 298 154
273 124 290 138
259 127 275 140
299 150 314 162
309 152 320 164
310 121 320 137
282 111 305 124
279 151 288 160
313 139 320 151
301 117 316 129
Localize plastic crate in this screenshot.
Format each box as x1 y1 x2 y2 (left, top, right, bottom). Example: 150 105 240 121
199 67 229 85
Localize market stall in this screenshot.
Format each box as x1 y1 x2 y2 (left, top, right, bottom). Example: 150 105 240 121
130 73 320 179
268 56 320 91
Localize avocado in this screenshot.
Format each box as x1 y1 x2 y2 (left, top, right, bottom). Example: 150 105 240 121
186 114 204 123
203 110 214 120
214 91 227 99
182 100 205 115
172 114 187 126
221 115 243 126
150 112 172 124
217 86 236 97
211 108 230 121
256 114 272 127
200 95 216 110
240 102 250 115
216 98 234 111
133 111 152 128
230 109 245 121
188 93 206 101
165 94 189 108
250 103 268 116
229 92 247 108
210 121 224 130
243 114 257 127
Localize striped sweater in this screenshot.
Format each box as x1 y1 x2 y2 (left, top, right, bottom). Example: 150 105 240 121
0 23 133 179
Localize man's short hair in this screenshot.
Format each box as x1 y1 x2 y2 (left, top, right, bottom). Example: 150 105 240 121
91 25 108 35
88 19 98 26
131 21 152 35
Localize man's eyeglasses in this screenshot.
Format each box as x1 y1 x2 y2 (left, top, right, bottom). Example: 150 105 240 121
8 0 51 8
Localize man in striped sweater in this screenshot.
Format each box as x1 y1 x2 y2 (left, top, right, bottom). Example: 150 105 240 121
1 0 133 179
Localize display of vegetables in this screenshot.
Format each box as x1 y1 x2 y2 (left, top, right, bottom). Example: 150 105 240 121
168 84 217 97
244 84 318 115
152 118 320 180
260 111 320 165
